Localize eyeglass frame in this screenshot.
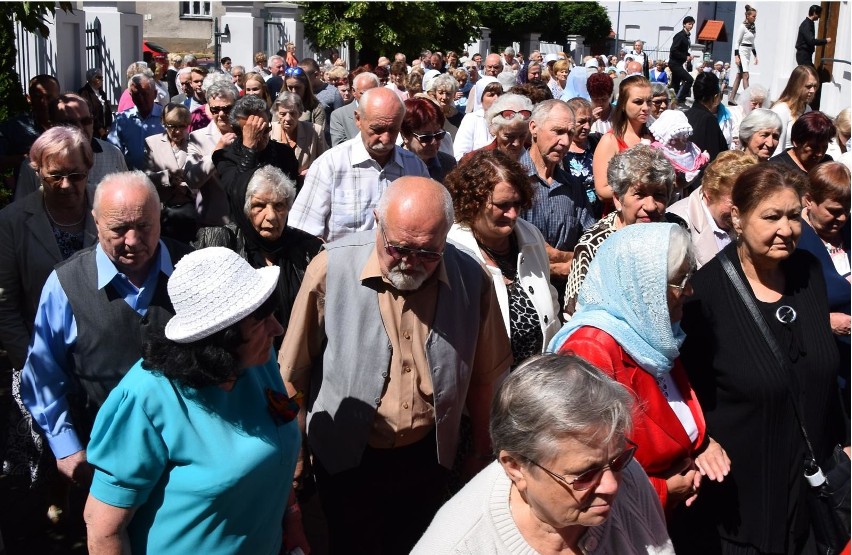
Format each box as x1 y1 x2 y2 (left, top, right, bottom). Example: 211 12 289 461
411 129 447 144
667 270 694 293
379 224 444 262
209 104 234 115
527 438 638 492
284 67 306 77
499 109 532 120
40 170 89 186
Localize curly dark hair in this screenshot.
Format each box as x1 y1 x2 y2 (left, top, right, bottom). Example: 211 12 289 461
509 82 553 105
445 150 534 228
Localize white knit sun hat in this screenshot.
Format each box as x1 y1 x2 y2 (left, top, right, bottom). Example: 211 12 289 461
165 247 280 343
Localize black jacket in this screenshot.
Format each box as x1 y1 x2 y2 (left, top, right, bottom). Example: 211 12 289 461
685 103 728 163
795 17 827 56
669 29 691 64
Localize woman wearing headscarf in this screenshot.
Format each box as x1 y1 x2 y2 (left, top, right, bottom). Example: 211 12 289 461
561 66 590 101
454 78 503 160
551 223 730 513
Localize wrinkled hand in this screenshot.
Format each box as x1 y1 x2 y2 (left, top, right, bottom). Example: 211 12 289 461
830 312 851 336
215 132 237 151
694 437 731 483
592 106 604 120
241 115 269 150
56 450 93 487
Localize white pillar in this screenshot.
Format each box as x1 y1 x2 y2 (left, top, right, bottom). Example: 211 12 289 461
565 35 585 65
221 1 263 69
82 2 143 102
264 2 303 58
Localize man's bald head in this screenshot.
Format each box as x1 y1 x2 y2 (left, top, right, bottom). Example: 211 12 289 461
355 88 405 164
352 72 380 102
626 60 643 75
484 54 503 76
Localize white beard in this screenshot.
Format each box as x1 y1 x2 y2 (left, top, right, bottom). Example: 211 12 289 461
385 260 430 291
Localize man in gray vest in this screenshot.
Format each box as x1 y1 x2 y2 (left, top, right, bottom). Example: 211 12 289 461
21 171 191 486
280 176 511 555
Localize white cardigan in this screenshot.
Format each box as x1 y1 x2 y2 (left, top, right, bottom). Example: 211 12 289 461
448 219 561 353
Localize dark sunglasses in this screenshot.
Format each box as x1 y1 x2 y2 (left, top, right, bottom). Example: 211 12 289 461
528 439 638 491
380 225 443 262
411 129 447 144
285 67 305 77
652 98 669 107
209 104 234 115
41 171 89 186
499 109 532 120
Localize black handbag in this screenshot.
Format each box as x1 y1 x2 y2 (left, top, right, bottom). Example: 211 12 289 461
720 251 850 555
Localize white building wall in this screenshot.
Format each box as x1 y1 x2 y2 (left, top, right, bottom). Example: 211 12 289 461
600 1 700 61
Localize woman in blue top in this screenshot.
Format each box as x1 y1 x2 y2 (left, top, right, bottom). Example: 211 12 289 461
84 247 307 555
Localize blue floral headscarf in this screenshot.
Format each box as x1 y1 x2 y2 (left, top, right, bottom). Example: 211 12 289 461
548 223 686 377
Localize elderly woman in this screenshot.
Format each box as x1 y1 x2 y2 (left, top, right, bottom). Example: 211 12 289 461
446 151 560 365
668 150 758 268
684 72 729 162
547 59 570 100
738 108 782 161
728 83 768 149
242 72 273 109
117 62 153 112
83 246 308 555
565 145 675 315
0 126 96 487
454 78 503 160
400 97 456 184
675 163 846 554
283 66 326 132
427 73 464 137
551 223 730 513
185 79 239 228
771 64 820 153
194 165 321 346
649 82 671 123
144 103 196 242
827 108 850 160
650 60 669 84
564 97 602 217
769 110 835 175
189 73 232 133
461 93 533 169
413 353 674 554
78 68 113 140
271 91 327 180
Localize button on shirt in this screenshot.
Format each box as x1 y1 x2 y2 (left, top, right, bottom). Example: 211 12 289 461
288 138 429 242
107 104 165 170
521 166 596 252
20 242 173 458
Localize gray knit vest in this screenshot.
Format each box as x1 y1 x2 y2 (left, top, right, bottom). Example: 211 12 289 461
308 230 487 474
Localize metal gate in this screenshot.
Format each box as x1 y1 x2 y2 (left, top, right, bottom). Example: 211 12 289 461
85 17 103 73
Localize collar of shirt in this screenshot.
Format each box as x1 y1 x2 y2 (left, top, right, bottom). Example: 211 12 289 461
359 244 450 289
95 240 174 314
699 195 730 239
350 135 407 169
126 103 163 122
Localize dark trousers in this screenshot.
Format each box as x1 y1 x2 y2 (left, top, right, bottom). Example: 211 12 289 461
796 50 814 66
314 433 450 555
670 63 694 103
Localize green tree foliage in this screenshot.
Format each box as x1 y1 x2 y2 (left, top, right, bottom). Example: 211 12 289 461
300 2 481 64
476 2 611 49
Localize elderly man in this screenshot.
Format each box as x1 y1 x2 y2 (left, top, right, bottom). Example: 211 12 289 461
521 100 595 305
290 87 429 242
15 93 128 200
482 53 504 77
265 54 286 97
281 177 511 555
21 171 192 485
169 66 193 104
329 72 380 146
501 47 520 74
107 74 165 170
629 40 650 78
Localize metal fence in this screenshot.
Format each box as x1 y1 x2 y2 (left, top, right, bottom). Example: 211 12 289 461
14 19 54 95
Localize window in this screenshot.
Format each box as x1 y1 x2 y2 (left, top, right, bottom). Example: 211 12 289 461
180 2 211 19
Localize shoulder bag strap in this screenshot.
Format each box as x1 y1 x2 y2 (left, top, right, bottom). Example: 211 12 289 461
719 250 819 464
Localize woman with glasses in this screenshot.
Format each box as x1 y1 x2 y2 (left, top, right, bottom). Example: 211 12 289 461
413 352 674 554
400 98 456 184
446 151 560 365
271 91 327 182
0 126 96 492
461 93 533 169
674 163 845 553
649 82 671 123
144 103 197 242
771 65 820 154
283 66 326 133
552 223 730 514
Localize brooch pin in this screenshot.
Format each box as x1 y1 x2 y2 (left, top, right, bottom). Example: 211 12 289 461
265 388 302 425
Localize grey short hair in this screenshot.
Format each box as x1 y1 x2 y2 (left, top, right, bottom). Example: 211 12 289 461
490 353 634 462
273 91 305 115
651 82 669 98
203 73 238 101
244 165 298 215
86 68 102 82
93 170 159 216
376 179 454 228
128 73 151 90
183 54 197 65
530 99 575 127
737 84 768 107
125 62 153 82
667 225 695 282
430 73 459 95
487 93 534 128
607 144 675 200
268 55 284 68
738 108 783 146
177 66 192 79
229 94 270 134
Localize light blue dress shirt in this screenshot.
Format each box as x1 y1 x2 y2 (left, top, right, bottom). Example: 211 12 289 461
107 104 165 170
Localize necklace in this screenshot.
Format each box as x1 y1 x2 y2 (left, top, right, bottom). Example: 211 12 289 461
44 199 86 228
476 233 518 281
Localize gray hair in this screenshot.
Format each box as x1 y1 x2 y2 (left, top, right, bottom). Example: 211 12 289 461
430 72 459 95
183 54 197 65
530 99 576 127
244 165 297 215
177 66 192 80
376 178 454 229
273 91 305 116
487 93 534 128
203 73 238 102
607 144 675 200
125 62 153 81
490 353 634 462
737 84 768 108
128 73 151 90
232 65 246 75
739 108 783 146
86 68 102 82
667 225 695 282
268 55 284 68
229 94 270 133
93 170 159 216
651 82 669 98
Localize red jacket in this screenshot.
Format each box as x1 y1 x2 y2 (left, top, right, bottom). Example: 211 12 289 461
558 326 707 510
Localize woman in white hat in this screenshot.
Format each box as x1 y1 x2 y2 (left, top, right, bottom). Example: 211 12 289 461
83 247 308 555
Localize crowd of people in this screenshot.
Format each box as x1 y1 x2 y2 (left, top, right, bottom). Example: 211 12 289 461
0 8 849 553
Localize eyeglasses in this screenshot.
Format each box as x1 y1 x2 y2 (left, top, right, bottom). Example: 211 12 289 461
41 171 88 186
411 129 447 144
667 271 694 293
379 225 443 262
285 67 305 77
652 98 669 107
499 109 532 120
164 123 188 130
528 439 638 491
209 104 234 115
